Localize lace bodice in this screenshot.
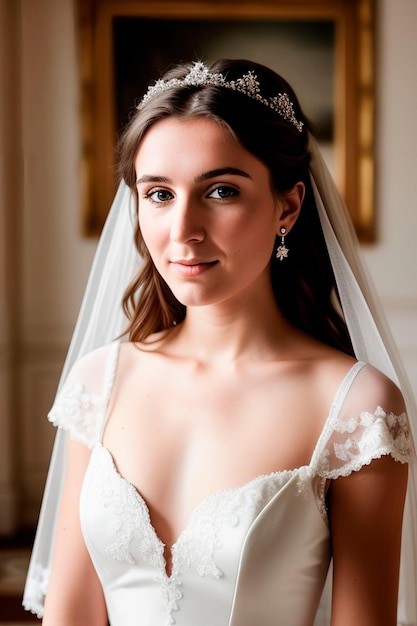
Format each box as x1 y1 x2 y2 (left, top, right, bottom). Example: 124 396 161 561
42 342 414 626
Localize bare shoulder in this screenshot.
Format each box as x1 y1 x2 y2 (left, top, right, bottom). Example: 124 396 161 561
300 329 403 401
341 361 406 416
118 332 172 369
295 336 406 429
293 339 355 404
66 342 119 378
114 333 184 393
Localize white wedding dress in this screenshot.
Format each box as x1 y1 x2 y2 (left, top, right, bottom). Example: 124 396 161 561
45 341 413 626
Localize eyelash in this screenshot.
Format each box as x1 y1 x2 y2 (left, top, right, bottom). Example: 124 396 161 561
143 189 173 204
207 185 239 200
142 184 239 205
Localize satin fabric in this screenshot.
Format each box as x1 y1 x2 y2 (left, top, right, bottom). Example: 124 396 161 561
81 446 329 626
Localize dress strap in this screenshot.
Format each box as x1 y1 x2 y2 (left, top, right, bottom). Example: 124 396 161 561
328 361 367 421
309 360 367 468
98 340 122 441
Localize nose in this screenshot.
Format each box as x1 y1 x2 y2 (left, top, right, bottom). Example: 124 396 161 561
170 195 205 244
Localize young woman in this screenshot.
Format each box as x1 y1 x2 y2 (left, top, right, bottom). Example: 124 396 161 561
24 59 416 625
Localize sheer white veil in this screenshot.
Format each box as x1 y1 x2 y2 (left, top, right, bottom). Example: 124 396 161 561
23 182 141 617
309 136 417 625
23 133 417 624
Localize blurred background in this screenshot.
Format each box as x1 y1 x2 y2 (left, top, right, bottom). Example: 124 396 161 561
0 1 416 613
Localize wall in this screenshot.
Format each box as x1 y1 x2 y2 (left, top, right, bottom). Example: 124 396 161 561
364 0 417 393
0 0 416 532
17 0 97 527
0 0 21 533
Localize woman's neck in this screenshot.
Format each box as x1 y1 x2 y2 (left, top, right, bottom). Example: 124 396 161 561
169 290 302 366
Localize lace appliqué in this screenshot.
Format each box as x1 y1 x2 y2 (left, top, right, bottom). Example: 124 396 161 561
48 383 106 448
316 406 413 479
22 563 50 619
172 471 288 578
96 446 302 625
294 467 328 522
100 449 164 568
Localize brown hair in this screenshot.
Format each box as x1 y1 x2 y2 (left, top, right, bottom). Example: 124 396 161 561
118 59 353 355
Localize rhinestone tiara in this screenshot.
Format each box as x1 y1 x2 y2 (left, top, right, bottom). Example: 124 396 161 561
138 61 304 132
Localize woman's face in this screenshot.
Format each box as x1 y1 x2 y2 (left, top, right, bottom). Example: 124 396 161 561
134 116 286 309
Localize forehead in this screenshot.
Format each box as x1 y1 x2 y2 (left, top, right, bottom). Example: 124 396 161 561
134 116 267 178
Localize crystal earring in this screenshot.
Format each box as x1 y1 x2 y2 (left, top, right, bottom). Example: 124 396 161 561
276 227 289 261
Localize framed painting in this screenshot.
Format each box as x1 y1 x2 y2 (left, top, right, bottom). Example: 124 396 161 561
77 0 375 241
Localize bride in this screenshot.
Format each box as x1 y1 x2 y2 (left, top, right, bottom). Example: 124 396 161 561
24 59 416 626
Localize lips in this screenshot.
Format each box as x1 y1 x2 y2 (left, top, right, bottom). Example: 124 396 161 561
170 259 218 277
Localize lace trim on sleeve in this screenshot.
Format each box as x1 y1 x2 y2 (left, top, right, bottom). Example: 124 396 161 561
47 383 106 448
315 406 415 479
47 342 120 448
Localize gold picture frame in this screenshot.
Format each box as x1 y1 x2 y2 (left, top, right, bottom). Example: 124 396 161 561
77 0 375 241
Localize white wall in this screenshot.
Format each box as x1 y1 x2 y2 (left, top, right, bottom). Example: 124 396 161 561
365 0 417 297
363 0 417 395
0 0 416 531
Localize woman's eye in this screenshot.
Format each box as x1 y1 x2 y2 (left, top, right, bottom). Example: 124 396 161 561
207 185 239 200
144 189 174 204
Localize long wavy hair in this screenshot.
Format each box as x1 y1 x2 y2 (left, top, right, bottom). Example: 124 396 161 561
118 58 354 356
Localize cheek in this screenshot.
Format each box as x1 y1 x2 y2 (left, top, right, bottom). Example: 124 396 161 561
138 212 162 254
231 218 277 254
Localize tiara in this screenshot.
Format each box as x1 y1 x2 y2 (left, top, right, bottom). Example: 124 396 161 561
138 62 304 132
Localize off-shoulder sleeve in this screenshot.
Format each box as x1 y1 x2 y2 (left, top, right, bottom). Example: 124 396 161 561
314 406 413 479
311 362 416 479
47 341 120 448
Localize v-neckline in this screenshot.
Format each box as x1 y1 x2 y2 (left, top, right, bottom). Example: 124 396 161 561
92 352 365 580
94 443 300 580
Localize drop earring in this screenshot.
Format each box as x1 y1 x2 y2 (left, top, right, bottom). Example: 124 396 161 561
276 227 289 261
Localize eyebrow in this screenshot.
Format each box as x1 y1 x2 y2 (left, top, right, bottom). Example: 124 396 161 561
136 167 252 185
136 175 170 185
194 167 252 183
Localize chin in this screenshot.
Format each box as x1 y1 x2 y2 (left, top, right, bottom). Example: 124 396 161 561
169 286 223 309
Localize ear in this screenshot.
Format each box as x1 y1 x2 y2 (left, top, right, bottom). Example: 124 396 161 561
275 182 305 235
